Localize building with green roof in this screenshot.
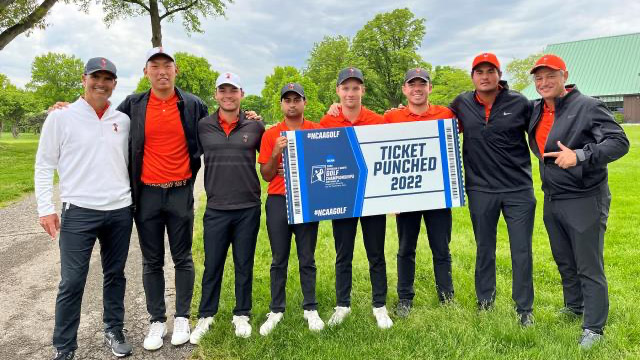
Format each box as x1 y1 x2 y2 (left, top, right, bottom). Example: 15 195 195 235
522 33 640 123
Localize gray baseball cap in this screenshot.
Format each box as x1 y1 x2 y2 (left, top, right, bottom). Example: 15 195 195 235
280 82 305 99
404 68 430 83
84 57 117 78
337 67 364 86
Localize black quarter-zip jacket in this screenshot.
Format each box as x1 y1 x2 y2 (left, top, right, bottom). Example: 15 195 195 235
528 86 629 199
198 110 265 210
450 81 533 193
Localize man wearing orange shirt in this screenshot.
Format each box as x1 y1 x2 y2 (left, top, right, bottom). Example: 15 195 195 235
528 55 629 348
257 83 325 336
320 67 393 329
384 68 456 318
117 48 209 350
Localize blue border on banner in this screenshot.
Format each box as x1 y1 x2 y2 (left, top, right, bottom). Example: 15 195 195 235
282 131 294 223
346 127 367 217
438 120 452 208
453 119 465 206
295 130 310 222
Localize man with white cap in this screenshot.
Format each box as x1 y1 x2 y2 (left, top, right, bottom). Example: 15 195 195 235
36 57 133 359
116 47 209 350
189 72 265 342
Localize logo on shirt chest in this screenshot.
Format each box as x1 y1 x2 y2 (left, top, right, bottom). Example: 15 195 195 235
113 123 119 132
243 134 248 143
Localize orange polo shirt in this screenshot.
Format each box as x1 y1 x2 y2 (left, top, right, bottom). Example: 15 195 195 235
319 106 384 128
535 101 555 156
258 119 322 195
384 104 454 123
218 113 239 136
141 91 192 184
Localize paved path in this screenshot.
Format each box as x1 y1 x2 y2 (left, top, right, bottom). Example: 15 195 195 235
0 175 204 359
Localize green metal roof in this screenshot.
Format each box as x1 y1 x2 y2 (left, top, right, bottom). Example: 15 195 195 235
522 33 640 100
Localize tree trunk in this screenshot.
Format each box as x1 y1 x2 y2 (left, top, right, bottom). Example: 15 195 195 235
11 123 19 138
0 0 59 51
0 120 3 137
149 0 162 47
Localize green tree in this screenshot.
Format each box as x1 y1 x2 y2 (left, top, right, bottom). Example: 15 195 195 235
303 35 364 109
97 0 230 47
260 66 325 125
429 66 473 106
27 52 84 106
0 0 63 51
135 52 219 109
0 77 41 137
506 53 542 91
352 8 430 113
242 94 267 116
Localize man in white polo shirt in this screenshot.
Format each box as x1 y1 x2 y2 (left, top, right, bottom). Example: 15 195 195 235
35 57 133 360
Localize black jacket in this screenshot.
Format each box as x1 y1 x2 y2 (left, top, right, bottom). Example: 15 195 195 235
528 86 629 199
117 87 209 207
450 81 533 193
198 110 265 210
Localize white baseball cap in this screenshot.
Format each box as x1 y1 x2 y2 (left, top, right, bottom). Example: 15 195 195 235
145 47 175 63
216 72 242 89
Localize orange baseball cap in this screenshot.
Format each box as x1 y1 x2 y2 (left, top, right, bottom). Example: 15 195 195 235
472 52 500 71
530 54 567 74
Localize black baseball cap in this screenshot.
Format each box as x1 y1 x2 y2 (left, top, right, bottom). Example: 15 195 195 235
280 82 305 99
337 67 364 86
404 68 430 83
84 57 117 78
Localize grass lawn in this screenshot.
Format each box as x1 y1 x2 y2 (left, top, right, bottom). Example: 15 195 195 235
190 125 639 360
0 132 41 208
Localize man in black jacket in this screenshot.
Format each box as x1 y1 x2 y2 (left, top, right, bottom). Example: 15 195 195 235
529 54 629 349
189 72 265 342
116 47 209 350
450 53 535 326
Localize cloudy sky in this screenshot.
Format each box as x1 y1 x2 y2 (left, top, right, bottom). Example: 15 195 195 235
2 0 639 105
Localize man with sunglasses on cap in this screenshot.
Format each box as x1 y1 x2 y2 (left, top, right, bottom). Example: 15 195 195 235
189 72 265 342
384 68 457 317
257 83 325 336
116 47 209 350
36 57 133 359
528 54 629 349
450 53 536 326
320 67 393 329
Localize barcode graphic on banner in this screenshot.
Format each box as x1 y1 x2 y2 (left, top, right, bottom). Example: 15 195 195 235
287 134 303 220
445 123 460 203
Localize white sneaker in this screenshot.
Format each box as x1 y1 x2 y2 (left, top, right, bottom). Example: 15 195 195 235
143 321 167 351
328 306 351 327
259 312 284 336
171 317 191 346
232 315 252 338
373 306 393 329
190 317 214 345
303 310 325 332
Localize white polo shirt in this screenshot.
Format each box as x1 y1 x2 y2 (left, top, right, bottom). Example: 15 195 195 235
35 97 132 216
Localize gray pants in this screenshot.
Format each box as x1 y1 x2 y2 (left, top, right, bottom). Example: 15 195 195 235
467 189 536 313
53 204 133 352
544 189 611 333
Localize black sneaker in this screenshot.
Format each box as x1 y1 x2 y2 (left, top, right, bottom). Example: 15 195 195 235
439 292 454 305
53 350 74 360
477 300 494 311
395 299 412 318
105 329 133 357
518 312 534 327
559 307 583 319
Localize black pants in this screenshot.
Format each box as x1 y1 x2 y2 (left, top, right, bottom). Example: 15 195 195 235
266 195 319 313
53 204 132 352
198 205 261 317
396 208 453 302
332 214 387 308
544 189 611 333
467 189 536 313
135 184 195 322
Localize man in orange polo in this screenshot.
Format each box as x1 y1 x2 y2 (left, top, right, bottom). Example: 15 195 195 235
257 83 325 336
384 68 456 318
450 53 536 326
320 67 393 329
528 55 629 349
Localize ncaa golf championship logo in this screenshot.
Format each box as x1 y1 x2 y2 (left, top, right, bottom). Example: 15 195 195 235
311 165 326 184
